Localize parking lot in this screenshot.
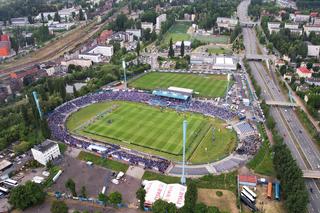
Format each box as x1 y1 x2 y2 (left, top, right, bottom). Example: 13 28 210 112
49 155 112 197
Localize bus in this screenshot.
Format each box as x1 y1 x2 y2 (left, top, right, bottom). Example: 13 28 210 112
240 194 257 211
267 182 273 199
275 182 280 200
241 190 255 204
3 179 18 187
0 186 9 193
243 186 257 199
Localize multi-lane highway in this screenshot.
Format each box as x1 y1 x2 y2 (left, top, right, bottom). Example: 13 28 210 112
238 1 320 212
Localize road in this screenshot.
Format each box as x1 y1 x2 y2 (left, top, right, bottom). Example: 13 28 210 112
238 1 320 212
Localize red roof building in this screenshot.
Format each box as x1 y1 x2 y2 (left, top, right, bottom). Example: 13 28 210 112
296 67 313 78
238 175 257 187
0 34 10 57
310 12 319 17
98 30 113 44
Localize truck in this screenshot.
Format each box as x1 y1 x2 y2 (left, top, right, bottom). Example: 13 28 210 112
267 182 272 199
274 182 280 200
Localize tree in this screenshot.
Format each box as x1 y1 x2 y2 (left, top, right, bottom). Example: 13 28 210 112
54 12 61 22
10 36 19 54
109 191 122 204
152 199 177 213
136 40 140 56
168 38 174 58
9 181 46 210
136 188 146 210
80 186 87 198
98 193 108 205
79 9 85 21
180 40 185 57
65 178 77 196
51 200 68 213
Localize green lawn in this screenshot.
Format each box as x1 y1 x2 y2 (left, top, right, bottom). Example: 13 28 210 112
130 72 229 98
78 151 129 172
142 171 238 193
193 35 229 44
207 47 232 55
67 101 236 163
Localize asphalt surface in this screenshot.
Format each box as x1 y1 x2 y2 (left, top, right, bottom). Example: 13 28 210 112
238 1 320 212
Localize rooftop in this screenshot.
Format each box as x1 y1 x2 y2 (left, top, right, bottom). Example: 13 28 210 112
33 139 58 153
297 67 312 74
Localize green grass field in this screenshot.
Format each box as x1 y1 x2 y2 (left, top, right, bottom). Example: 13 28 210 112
130 72 229 98
193 35 229 44
207 46 232 55
67 101 236 163
162 22 192 47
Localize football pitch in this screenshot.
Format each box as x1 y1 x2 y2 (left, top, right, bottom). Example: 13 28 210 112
67 101 236 162
130 72 229 98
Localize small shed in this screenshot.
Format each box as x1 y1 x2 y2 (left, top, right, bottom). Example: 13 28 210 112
238 175 257 187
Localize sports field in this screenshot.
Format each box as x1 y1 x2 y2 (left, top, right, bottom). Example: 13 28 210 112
193 35 229 44
130 72 229 98
67 101 236 163
162 22 192 47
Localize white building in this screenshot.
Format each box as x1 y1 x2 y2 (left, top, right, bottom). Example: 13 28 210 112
174 41 192 49
141 22 154 32
213 56 237 70
267 22 281 34
276 0 297 9
304 24 320 36
126 29 141 38
79 53 103 63
35 7 81 22
11 17 29 26
31 140 61 166
284 23 299 30
156 14 167 32
61 59 93 68
48 22 75 31
143 180 187 208
307 45 320 57
216 17 239 30
290 14 310 23
88 45 113 57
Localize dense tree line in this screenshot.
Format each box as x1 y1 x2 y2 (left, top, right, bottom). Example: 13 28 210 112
295 0 320 9
261 98 309 213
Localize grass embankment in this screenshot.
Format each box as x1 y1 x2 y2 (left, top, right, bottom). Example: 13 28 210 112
247 125 275 176
78 151 128 172
142 171 237 194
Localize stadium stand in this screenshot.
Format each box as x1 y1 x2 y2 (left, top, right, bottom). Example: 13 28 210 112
48 90 236 172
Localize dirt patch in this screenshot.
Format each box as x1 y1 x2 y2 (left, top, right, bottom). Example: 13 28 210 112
198 188 238 213
254 185 285 213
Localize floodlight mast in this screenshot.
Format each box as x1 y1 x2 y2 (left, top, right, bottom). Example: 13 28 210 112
181 120 187 185
122 60 127 90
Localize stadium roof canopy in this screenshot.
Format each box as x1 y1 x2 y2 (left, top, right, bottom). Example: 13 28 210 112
143 180 187 208
152 90 190 100
168 86 193 95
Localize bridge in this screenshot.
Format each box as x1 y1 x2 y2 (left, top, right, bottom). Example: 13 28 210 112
302 170 320 179
246 54 269 61
240 21 258 28
265 100 298 107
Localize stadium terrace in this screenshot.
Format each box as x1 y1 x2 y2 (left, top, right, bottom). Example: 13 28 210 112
48 90 236 172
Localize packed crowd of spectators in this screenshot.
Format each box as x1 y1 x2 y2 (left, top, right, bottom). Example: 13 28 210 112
48 90 236 172
236 135 261 156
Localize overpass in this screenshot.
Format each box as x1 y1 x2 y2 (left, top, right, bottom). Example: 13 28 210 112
265 100 298 107
240 21 258 28
303 170 320 179
246 54 269 61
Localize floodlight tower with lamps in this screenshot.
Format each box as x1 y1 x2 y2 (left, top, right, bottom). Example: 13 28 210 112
181 120 187 185
122 60 127 90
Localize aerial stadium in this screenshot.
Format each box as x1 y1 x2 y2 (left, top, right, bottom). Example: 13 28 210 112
48 71 263 174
